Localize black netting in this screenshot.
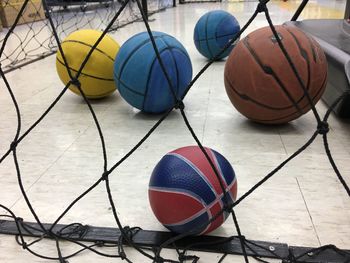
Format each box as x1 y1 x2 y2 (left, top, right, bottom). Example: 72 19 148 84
0 0 173 73
0 0 349 262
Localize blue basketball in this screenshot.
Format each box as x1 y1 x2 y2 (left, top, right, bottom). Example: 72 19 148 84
194 10 240 60
114 31 193 113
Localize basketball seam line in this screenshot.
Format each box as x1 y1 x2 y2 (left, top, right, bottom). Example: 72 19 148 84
209 150 228 187
142 44 189 111
143 36 173 111
204 13 214 58
225 74 292 111
167 152 218 202
207 149 237 226
214 14 240 52
113 71 145 96
306 36 318 63
281 28 326 118
160 36 182 96
115 35 174 110
57 57 114 81
149 186 207 207
195 32 238 42
226 72 326 122
286 25 317 63
214 179 237 223
164 210 208 228
202 149 225 234
225 40 314 111
242 35 302 112
159 180 237 229
61 39 116 62
167 150 236 224
115 34 164 96
304 36 318 63
215 15 235 39
195 26 201 52
115 45 190 105
285 28 312 105
149 187 209 231
246 87 325 122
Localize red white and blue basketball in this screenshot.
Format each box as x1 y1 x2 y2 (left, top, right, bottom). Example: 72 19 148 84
113 31 192 114
149 146 237 235
194 10 240 60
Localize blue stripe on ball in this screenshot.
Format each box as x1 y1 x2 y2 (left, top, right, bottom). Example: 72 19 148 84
149 154 217 205
211 149 236 186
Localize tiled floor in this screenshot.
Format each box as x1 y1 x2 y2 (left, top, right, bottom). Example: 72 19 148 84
0 0 349 262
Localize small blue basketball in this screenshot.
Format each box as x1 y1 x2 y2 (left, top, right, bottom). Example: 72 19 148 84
194 10 240 60
114 31 193 113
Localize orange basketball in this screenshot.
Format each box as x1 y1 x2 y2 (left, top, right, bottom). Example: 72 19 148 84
224 25 328 124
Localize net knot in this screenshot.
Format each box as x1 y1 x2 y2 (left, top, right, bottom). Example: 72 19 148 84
56 223 89 238
10 141 18 151
178 253 200 263
175 100 185 110
284 249 297 263
154 256 165 263
95 240 104 247
21 242 28 250
223 204 233 213
257 0 268 13
317 121 329 135
119 251 127 260
69 78 81 88
46 229 57 238
122 226 141 240
101 171 109 181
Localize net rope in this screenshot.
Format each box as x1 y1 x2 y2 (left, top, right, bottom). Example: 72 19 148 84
0 0 173 73
0 0 349 262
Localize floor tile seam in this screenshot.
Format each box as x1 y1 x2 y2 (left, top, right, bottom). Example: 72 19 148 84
295 177 322 246
6 107 110 210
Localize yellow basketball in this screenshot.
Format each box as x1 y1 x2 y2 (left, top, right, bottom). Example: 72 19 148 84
56 29 120 99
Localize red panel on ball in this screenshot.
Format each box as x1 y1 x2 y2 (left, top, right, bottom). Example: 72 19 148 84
171 146 226 196
148 189 205 225
204 202 224 234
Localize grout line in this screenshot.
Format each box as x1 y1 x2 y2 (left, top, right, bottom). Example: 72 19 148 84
278 131 288 155
295 177 321 246
200 85 211 145
8 105 111 210
1 57 55 115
